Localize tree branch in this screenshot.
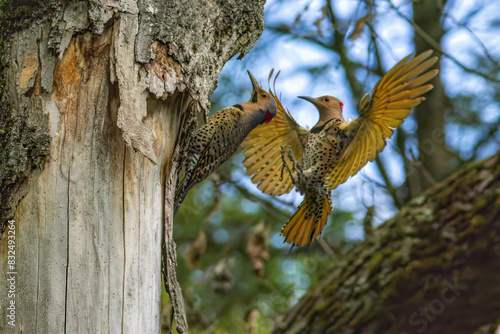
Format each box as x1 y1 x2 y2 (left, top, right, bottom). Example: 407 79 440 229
273 151 500 333
440 11 500 71
388 0 500 83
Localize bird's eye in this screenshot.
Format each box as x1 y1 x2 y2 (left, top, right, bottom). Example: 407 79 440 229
325 97 330 102
261 94 267 98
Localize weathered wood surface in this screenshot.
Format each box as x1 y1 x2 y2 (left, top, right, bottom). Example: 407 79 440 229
0 0 264 332
274 152 500 334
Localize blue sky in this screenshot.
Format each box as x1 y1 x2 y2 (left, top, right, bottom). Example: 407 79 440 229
209 0 500 242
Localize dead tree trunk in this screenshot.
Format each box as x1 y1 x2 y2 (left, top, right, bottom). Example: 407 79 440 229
274 152 500 334
0 0 264 332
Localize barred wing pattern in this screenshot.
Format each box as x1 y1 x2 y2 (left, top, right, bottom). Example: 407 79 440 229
325 50 439 190
242 71 308 196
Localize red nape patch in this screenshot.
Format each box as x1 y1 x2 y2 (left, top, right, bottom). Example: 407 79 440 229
339 101 344 111
262 110 274 124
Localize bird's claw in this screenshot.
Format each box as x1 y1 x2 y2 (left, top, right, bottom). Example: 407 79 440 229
285 148 309 188
288 149 304 176
280 146 303 185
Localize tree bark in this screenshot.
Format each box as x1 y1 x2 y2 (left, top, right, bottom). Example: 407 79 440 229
0 0 264 332
412 0 458 195
273 152 500 334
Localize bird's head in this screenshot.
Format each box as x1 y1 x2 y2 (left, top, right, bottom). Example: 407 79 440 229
298 95 344 123
247 70 278 124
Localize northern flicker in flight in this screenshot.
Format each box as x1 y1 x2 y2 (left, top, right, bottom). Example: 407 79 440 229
174 71 278 214
242 50 439 247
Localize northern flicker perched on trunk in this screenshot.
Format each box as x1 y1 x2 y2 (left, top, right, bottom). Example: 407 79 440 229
174 71 278 214
242 50 439 247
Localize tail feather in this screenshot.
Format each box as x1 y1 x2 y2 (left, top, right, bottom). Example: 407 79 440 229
281 195 332 247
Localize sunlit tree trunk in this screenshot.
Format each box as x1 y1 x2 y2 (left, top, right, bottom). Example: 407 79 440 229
0 0 264 332
273 152 500 334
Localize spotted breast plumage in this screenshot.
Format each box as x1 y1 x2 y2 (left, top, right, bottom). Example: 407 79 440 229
174 71 278 214
242 50 439 246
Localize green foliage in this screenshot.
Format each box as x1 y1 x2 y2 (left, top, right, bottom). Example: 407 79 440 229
166 157 356 332
167 0 500 331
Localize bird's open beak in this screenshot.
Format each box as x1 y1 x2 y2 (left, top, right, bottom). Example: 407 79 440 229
298 96 320 107
247 70 260 93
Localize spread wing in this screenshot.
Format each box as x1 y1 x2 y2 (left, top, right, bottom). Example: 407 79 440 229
325 50 439 190
242 70 309 196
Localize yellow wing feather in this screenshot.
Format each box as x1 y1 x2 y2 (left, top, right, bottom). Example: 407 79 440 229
242 70 308 196
325 50 439 190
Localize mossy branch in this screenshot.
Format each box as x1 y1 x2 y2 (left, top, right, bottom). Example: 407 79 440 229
274 152 500 334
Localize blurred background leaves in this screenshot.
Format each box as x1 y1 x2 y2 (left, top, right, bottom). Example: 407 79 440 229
164 0 500 332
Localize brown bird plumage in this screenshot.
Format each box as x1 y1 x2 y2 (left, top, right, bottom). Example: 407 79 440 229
242 50 439 246
174 71 278 214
